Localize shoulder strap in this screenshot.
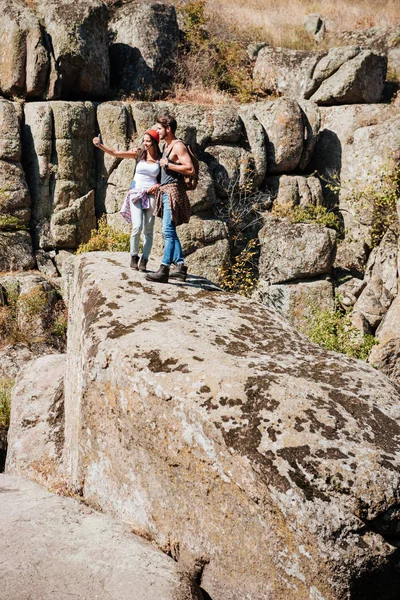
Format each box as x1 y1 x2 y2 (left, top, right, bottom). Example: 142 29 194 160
165 139 185 158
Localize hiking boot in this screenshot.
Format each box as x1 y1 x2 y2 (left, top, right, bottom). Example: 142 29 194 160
138 256 148 272
130 254 139 270
169 263 188 282
145 264 169 283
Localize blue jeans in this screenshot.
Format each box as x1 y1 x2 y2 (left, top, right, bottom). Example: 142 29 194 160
161 193 184 266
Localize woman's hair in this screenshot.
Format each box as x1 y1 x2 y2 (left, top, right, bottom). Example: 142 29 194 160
156 113 177 134
137 134 161 162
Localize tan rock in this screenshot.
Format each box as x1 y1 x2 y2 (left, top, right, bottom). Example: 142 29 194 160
63 252 400 600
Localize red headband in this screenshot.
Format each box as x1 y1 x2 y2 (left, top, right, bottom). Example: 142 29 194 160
144 129 160 144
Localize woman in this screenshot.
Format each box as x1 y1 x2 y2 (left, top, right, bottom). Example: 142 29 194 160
93 130 161 272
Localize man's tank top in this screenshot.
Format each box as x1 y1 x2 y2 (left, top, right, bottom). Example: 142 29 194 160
160 143 181 186
131 160 160 191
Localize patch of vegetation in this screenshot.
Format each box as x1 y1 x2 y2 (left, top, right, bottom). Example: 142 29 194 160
272 203 342 232
304 305 377 361
175 0 263 102
0 215 28 231
77 216 130 253
0 378 14 429
219 238 259 297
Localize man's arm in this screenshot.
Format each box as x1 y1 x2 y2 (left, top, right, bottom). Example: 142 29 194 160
160 141 195 175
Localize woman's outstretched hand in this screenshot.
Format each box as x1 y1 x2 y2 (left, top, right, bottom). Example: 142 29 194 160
93 137 101 147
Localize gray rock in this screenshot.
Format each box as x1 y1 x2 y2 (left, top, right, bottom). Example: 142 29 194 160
109 3 179 96
0 231 35 272
303 13 325 38
309 49 387 105
0 343 36 380
352 230 398 329
187 161 217 214
336 277 366 309
258 216 337 283
96 102 135 177
266 174 323 207
34 0 109 99
185 238 230 284
0 0 49 99
368 295 400 384
238 104 267 187
0 474 202 600
254 98 305 173
50 189 96 249
204 145 251 197
35 250 60 278
6 354 66 485
63 252 400 600
253 46 324 99
257 276 335 329
335 25 400 75
298 99 321 170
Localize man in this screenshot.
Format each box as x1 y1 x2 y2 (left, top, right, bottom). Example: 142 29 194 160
145 114 194 284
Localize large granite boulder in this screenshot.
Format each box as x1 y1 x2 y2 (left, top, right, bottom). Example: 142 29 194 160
258 216 337 283
369 295 400 385
34 0 109 99
23 101 96 250
130 101 243 149
336 25 400 76
351 229 398 330
266 174 323 207
0 0 49 99
254 45 387 105
62 252 400 600
0 474 202 600
0 100 32 269
256 276 335 329
311 104 400 271
6 354 66 485
109 2 179 96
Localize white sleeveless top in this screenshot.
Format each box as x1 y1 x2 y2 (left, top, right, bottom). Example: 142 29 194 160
131 160 160 191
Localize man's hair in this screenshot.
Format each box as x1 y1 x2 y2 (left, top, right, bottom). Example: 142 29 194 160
156 113 177 134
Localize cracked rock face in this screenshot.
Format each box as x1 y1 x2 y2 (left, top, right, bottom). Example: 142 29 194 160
64 252 400 600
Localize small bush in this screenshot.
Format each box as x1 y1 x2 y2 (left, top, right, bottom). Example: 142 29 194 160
77 216 130 253
52 300 68 339
304 305 377 361
219 238 259 297
0 378 14 429
272 203 341 232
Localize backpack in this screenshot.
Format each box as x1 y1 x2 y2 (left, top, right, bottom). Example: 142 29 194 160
165 139 199 191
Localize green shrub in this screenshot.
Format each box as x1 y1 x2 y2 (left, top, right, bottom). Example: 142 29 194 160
272 203 341 232
0 378 14 429
304 305 377 361
77 216 130 253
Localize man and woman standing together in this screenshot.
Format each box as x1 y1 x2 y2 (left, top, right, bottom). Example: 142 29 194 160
93 114 194 283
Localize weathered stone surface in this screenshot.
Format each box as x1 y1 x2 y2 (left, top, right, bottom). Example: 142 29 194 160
253 46 323 99
130 101 242 149
185 239 230 284
109 2 179 96
267 175 323 207
96 102 135 177
368 295 400 385
6 354 66 484
309 48 387 105
238 104 267 186
24 101 96 249
35 250 60 278
352 230 398 329
254 98 305 173
0 0 49 99
311 104 400 266
336 25 400 75
34 0 109 99
258 216 337 283
64 252 400 600
0 343 36 380
298 100 321 170
187 161 217 214
0 231 35 272
50 190 96 249
0 474 202 600
256 276 335 329
336 276 366 309
103 159 135 217
0 100 31 228
204 145 251 197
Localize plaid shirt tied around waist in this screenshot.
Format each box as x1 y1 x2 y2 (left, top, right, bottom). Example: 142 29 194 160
154 183 191 226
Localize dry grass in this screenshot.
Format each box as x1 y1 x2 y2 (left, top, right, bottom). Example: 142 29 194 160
203 0 400 46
